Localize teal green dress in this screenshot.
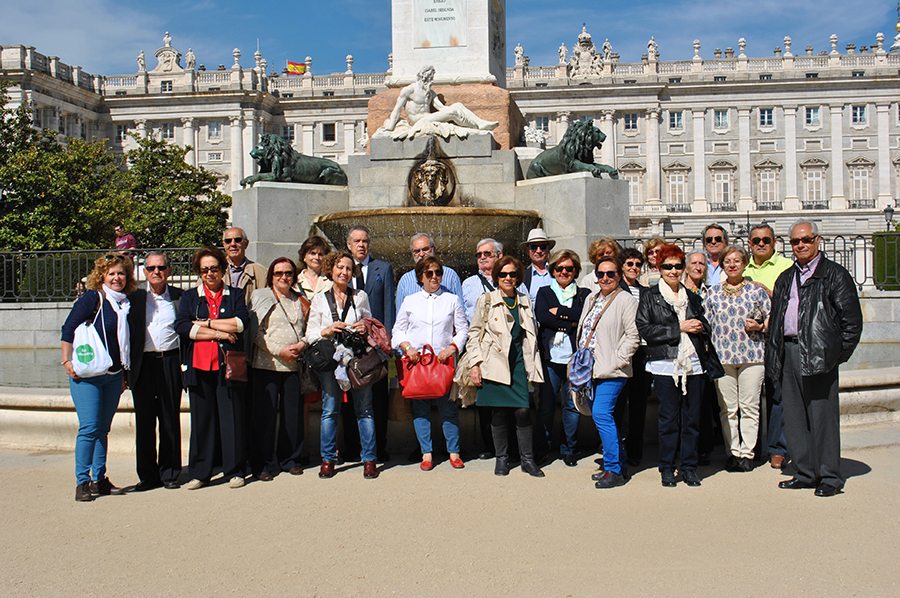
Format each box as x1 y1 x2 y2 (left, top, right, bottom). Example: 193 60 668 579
477 298 530 409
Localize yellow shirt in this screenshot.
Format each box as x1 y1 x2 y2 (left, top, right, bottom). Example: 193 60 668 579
744 253 793 293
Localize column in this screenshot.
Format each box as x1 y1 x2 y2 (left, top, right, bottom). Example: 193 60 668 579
135 118 147 138
181 117 195 166
343 121 356 156
737 107 753 210
783 106 800 210
829 104 846 209
230 115 244 191
692 109 708 212
876 104 893 208
556 111 570 144
645 108 661 204
601 110 616 167
244 114 258 178
301 123 314 155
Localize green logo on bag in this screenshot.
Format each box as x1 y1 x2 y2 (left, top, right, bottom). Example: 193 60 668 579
75 345 95 364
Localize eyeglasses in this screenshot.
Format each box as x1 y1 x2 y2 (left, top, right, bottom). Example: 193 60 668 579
475 251 495 259
412 247 432 255
527 243 548 251
790 235 818 246
554 266 575 273
423 269 443 278
750 236 773 246
497 271 517 279
659 262 686 271
273 270 294 278
199 266 221 274
223 237 244 245
647 248 660 255
595 270 618 279
624 260 643 268
144 265 168 272
103 254 119 261
705 236 724 244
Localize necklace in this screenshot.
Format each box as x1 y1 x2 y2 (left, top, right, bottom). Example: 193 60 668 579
503 295 518 309
722 278 747 296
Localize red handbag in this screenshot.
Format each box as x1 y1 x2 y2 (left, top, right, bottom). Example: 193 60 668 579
398 345 455 400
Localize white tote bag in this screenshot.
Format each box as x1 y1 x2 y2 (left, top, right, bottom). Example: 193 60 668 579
72 296 113 378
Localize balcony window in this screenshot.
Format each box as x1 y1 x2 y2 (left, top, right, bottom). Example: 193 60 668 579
669 111 683 130
806 107 820 126
714 109 728 129
624 113 639 131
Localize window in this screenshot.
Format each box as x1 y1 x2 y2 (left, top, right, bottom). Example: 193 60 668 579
759 74 772 81
669 172 686 204
282 125 295 144
364 89 376 96
535 82 548 88
759 109 773 127
806 170 823 202
852 168 869 200
714 76 727 82
626 174 642 205
806 73 818 79
207 152 222 162
116 125 127 142
208 121 222 140
623 79 637 84
322 91 335 97
852 105 867 125
714 172 731 203
32 108 41 128
669 111 683 130
160 123 174 140
281 93 293 98
160 80 173 93
578 115 593 123
535 117 549 132
624 113 638 131
322 123 336 143
714 109 728 129
80 122 86 139
115 90 127 96
852 71 864 78
806 107 820 126
668 77 682 84
759 171 777 203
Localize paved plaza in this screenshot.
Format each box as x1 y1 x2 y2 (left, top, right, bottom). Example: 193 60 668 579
1 422 899 597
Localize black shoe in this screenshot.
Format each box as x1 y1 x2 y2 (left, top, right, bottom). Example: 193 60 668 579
779 477 815 490
163 481 181 489
594 470 626 489
520 458 545 477
478 450 494 460
75 481 93 502
814 482 841 497
494 456 510 476
563 454 578 467
661 468 677 487
682 469 702 487
130 480 163 492
739 457 754 472
725 456 742 472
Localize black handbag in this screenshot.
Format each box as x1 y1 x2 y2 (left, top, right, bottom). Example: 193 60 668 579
305 338 337 373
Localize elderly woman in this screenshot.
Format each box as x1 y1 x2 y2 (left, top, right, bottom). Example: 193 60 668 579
306 250 378 480
579 237 621 292
295 235 332 464
248 258 308 481
467 256 545 477
534 249 591 466
577 256 640 488
175 247 250 490
61 253 137 502
704 245 770 472
393 256 468 470
636 245 721 488
683 251 708 295
637 237 666 287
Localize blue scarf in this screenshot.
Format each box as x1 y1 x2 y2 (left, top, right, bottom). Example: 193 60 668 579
550 279 576 307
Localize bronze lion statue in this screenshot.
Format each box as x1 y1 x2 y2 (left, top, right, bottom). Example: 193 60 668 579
240 133 348 187
526 121 618 180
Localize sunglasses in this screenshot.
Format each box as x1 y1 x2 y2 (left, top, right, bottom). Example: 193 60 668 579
200 266 221 274
223 237 244 245
497 271 518 279
144 265 168 272
790 235 818 246
555 266 575 273
103 253 120 261
750 236 773 246
475 251 495 259
595 270 618 279
528 243 549 251
624 260 643 268
273 270 294 278
660 262 686 271
705 236 724 244
423 269 443 278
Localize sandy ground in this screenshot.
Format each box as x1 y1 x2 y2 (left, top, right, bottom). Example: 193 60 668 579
2 437 899 597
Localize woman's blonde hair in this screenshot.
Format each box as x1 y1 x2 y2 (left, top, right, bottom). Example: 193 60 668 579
86 252 138 294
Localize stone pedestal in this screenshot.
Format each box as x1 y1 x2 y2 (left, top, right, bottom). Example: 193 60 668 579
232 182 349 265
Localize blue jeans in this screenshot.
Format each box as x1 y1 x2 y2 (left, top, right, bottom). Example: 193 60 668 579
320 372 375 462
654 374 705 471
537 362 580 456
70 372 123 484
411 397 460 454
591 378 628 474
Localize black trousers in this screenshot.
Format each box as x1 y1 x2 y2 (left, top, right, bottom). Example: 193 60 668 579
781 341 843 487
188 370 246 482
654 373 705 471
342 376 389 457
250 368 304 474
132 353 182 484
614 347 649 462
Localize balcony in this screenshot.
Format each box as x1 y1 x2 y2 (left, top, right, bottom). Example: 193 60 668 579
802 200 829 210
666 203 692 213
848 199 875 209
710 202 737 212
756 201 783 211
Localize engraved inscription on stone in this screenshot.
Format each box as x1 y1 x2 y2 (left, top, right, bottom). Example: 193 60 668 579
414 0 467 49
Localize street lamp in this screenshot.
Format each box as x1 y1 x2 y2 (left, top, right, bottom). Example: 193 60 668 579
884 203 895 231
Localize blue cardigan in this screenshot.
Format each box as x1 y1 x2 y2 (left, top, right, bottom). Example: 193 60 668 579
61 290 125 372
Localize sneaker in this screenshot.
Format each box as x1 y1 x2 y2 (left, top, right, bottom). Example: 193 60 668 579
661 468 677 487
681 469 702 487
185 479 205 490
594 470 627 489
228 476 245 489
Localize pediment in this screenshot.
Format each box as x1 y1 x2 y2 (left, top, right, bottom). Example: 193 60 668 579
708 159 736 170
663 160 691 171
618 161 645 172
754 158 782 170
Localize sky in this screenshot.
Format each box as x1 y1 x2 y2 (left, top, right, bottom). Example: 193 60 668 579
1 0 898 77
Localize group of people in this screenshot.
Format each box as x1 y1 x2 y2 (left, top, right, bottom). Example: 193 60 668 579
61 219 862 501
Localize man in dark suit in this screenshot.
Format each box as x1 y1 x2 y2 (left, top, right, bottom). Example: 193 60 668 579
127 251 184 491
345 225 395 462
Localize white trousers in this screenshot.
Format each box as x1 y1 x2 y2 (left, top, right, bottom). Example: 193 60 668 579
714 363 765 459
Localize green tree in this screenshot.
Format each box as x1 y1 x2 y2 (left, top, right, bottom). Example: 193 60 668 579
121 134 231 248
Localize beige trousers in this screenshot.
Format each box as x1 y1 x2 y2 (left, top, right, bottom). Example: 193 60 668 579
714 363 765 459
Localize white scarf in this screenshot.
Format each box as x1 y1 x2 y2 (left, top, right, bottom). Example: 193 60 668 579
658 279 697 392
102 284 131 370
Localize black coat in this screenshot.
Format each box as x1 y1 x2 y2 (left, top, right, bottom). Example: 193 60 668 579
765 254 862 378
127 285 183 388
534 285 591 361
635 283 723 378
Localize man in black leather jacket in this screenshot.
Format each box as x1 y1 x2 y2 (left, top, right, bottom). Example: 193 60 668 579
766 220 862 497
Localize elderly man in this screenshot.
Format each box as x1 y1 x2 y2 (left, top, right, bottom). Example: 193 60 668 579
222 227 267 305
127 251 183 491
767 220 862 497
346 225 395 462
743 223 794 469
702 223 728 285
522 228 556 306
395 233 463 315
461 238 503 322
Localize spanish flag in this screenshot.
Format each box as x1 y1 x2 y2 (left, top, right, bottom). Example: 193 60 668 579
287 61 306 75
